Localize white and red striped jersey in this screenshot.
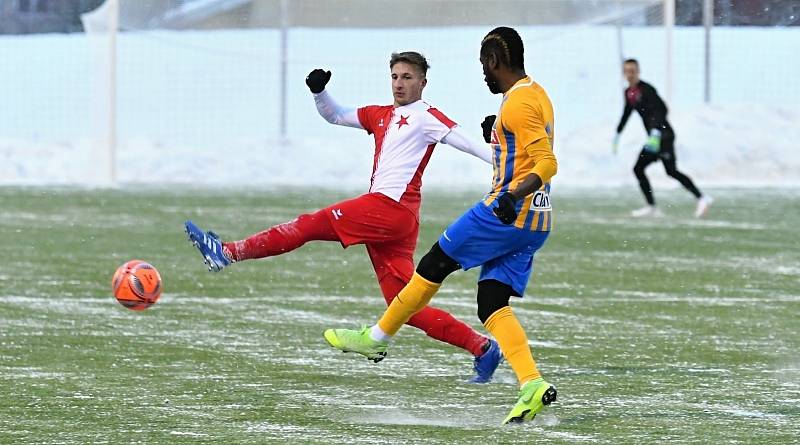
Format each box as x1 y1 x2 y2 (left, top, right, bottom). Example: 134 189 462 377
357 100 456 214
313 90 491 215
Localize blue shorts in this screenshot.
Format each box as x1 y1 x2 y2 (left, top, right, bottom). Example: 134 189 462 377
438 202 549 297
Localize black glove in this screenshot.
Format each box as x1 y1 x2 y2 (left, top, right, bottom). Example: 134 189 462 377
493 192 518 225
481 115 496 143
305 69 331 94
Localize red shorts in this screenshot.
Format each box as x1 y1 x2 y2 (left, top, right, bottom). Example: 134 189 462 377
323 193 419 282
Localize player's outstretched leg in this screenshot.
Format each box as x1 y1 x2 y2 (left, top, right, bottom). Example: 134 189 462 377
323 326 388 363
372 265 502 383
185 220 231 272
223 211 339 262
502 378 558 424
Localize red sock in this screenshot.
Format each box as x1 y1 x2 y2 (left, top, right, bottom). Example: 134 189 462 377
223 210 339 261
379 274 488 357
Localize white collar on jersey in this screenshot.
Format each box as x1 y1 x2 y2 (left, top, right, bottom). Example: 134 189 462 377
394 99 425 110
504 76 534 97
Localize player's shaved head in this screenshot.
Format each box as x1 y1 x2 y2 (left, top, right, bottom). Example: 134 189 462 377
390 51 430 77
481 26 524 71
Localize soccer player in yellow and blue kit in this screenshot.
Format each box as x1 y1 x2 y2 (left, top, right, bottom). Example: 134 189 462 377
324 27 558 424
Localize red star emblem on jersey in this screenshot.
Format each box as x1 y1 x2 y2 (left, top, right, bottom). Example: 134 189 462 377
396 115 410 129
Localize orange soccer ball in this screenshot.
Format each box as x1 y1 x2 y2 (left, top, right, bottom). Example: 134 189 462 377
112 260 162 310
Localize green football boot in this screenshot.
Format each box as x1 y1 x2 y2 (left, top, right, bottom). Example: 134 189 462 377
502 377 557 425
323 326 388 363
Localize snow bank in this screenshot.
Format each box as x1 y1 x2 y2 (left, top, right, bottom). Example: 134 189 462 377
0 26 797 187
561 104 800 187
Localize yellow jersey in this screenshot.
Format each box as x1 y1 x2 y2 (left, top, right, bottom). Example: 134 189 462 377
483 76 557 232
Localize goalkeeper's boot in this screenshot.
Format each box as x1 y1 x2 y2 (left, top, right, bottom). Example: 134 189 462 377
470 338 503 383
694 195 713 218
502 377 557 425
185 220 231 272
631 205 663 218
323 326 388 363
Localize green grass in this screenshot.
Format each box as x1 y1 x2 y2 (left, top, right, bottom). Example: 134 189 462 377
1 186 798 444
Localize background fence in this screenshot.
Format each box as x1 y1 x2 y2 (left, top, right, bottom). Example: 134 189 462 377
1 0 798 187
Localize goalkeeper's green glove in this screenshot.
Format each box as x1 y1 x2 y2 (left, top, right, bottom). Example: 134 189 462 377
644 129 661 153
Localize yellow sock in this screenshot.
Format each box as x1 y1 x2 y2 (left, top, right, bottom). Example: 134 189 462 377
484 306 541 385
377 273 440 336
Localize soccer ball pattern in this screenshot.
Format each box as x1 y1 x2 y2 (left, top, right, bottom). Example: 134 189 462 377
112 260 162 310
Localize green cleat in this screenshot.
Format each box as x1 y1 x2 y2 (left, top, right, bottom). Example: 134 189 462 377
323 326 388 363
502 377 557 425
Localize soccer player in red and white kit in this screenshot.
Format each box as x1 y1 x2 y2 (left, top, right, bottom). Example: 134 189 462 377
185 52 504 382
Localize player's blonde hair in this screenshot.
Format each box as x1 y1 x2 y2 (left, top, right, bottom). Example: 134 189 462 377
390 51 430 77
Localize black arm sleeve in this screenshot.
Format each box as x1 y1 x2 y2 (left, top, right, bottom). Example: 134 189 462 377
642 83 669 131
616 97 633 133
